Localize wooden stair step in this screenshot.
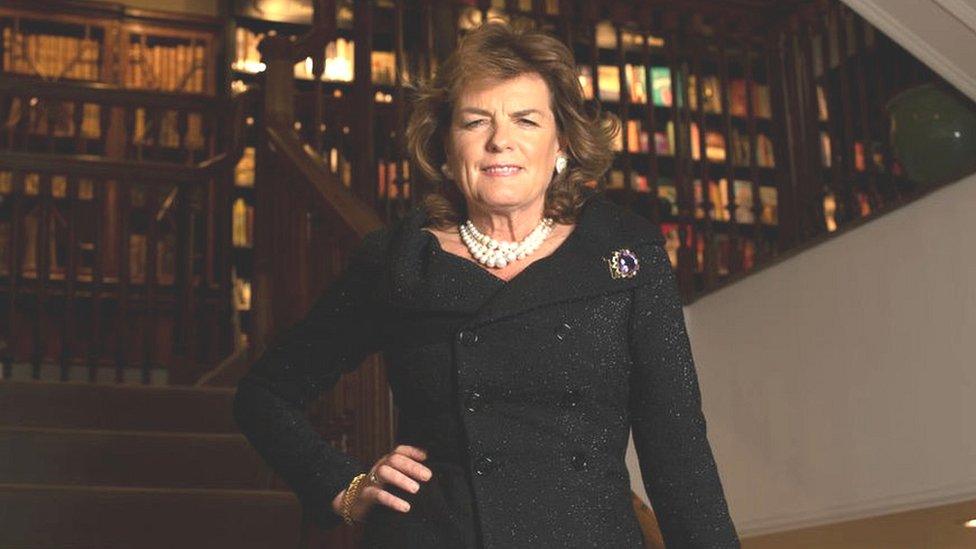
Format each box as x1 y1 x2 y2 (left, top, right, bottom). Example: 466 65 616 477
0 426 281 491
0 380 238 433
0 483 303 549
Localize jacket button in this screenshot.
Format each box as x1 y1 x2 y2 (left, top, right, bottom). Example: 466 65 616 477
554 322 572 340
570 451 588 471
473 454 496 476
464 390 483 413
457 329 479 347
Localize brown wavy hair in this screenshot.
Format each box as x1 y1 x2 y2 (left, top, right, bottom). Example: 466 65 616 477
405 20 619 229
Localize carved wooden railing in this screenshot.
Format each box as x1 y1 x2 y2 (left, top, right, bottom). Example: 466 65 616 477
0 78 256 385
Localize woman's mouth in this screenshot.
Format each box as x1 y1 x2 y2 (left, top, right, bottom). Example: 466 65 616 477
481 165 523 177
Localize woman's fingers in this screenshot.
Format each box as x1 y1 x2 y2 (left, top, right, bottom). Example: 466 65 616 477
363 484 411 512
355 445 434 518
393 444 428 461
376 463 422 493
387 451 434 483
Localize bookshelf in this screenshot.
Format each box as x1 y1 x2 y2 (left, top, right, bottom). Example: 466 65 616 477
0 2 219 93
0 1 225 336
452 3 785 281
0 2 220 161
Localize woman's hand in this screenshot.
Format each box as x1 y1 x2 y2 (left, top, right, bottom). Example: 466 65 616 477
331 445 433 522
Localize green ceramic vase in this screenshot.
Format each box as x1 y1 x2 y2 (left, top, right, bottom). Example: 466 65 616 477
887 82 976 185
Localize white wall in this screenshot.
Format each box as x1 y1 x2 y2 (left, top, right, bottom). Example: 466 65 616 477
626 173 976 537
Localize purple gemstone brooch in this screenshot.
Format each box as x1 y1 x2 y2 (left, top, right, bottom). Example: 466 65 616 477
606 248 640 279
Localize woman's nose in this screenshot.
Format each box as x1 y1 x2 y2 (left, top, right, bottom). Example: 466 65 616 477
486 123 513 152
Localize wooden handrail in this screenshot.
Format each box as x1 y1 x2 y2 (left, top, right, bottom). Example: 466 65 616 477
265 123 383 239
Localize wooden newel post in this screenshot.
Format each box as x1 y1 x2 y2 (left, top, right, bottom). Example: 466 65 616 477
250 34 297 355
259 35 297 129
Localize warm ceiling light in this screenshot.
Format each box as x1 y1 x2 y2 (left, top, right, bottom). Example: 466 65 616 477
964 518 976 528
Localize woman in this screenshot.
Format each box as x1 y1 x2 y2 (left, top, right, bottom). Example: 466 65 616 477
233 21 739 548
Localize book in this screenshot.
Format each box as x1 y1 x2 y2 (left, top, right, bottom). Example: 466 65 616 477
688 75 722 114
817 85 829 121
232 197 254 248
823 191 838 232
731 128 749 166
235 147 256 187
753 84 772 118
733 179 755 223
596 21 616 50
820 131 832 168
625 64 648 104
597 65 620 102
757 134 775 167
741 237 757 271
233 275 252 311
705 131 726 162
729 79 748 117
625 120 640 153
657 179 678 216
857 190 872 217
759 186 778 225
693 178 731 221
654 122 675 156
690 124 727 162
713 178 730 221
578 66 594 100
854 141 866 172
3 29 102 81
659 222 681 267
651 67 672 107
692 179 704 218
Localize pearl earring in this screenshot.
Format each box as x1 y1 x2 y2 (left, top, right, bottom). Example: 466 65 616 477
555 155 568 174
441 163 453 179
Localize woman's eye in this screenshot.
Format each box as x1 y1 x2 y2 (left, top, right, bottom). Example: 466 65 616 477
463 120 486 129
518 118 538 126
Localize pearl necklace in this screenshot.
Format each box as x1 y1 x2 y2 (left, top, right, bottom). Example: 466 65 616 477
460 217 555 269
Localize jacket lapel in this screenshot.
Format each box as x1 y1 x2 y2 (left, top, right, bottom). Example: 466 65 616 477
467 193 663 327
380 201 499 315
380 192 664 326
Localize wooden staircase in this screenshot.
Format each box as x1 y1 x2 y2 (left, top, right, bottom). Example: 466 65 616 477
0 380 304 549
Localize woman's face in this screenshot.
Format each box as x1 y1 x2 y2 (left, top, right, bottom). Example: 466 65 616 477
446 72 563 215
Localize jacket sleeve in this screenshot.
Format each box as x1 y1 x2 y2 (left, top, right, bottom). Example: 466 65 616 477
627 241 740 548
232 228 387 531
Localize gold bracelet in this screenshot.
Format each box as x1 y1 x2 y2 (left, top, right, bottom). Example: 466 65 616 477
341 473 369 525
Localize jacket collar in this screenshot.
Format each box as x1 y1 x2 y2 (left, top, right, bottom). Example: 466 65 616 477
380 190 664 327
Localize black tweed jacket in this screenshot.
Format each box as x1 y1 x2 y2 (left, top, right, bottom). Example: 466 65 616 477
233 190 740 548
